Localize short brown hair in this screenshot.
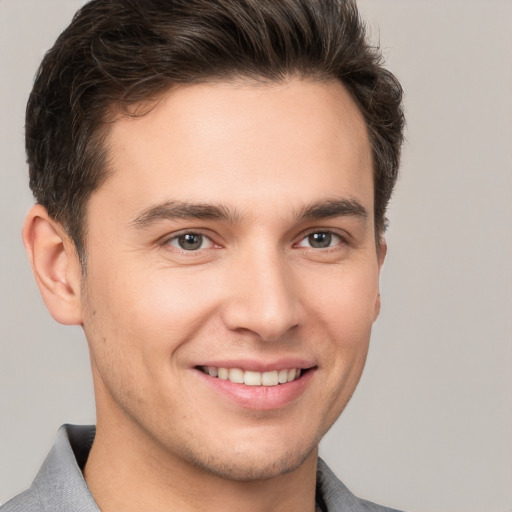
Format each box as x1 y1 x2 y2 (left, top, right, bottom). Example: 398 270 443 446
26 0 404 262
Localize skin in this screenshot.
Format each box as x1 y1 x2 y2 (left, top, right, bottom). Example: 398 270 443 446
23 78 385 512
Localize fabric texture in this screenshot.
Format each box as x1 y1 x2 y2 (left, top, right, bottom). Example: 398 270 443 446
1 424 405 512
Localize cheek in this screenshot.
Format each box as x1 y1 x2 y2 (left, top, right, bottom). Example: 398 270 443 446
307 262 380 335
305 264 378 395
82 262 222 366
80 267 211 415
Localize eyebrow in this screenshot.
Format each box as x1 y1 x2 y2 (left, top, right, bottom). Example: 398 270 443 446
129 201 240 229
296 198 368 222
129 197 368 229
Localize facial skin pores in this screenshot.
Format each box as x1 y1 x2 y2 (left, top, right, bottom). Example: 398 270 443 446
73 79 382 491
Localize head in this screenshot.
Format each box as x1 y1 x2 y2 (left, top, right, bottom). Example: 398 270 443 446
23 0 404 486
26 0 403 267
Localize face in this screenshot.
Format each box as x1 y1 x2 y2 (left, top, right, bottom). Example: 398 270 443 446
80 79 383 481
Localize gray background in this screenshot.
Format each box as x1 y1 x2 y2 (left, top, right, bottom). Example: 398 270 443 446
1 1 511 511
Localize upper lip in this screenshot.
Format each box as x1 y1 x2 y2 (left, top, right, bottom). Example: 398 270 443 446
193 358 316 372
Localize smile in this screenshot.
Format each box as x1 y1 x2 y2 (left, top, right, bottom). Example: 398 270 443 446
198 366 302 386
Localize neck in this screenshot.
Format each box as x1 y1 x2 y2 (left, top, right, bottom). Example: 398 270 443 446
84 417 319 512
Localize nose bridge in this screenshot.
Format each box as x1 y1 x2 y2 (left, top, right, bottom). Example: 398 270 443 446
222 241 301 341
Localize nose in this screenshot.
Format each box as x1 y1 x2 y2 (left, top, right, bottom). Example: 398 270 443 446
221 246 303 342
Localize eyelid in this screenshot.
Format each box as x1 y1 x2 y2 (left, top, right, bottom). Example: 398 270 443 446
169 234 213 251
161 229 221 251
294 228 349 249
158 227 350 253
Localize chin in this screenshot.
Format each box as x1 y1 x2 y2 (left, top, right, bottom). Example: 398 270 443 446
180 439 318 482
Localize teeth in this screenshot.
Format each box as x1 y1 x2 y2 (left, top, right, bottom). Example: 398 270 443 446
244 370 262 386
261 370 278 386
228 368 244 384
201 366 303 386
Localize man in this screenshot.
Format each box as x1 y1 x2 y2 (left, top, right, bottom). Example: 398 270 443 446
1 0 404 511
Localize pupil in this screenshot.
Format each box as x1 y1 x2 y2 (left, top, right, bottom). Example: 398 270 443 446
178 233 202 250
309 232 331 248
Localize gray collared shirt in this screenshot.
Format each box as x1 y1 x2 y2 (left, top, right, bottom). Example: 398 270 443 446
1 425 405 512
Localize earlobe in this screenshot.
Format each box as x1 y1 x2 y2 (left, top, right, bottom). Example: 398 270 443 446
22 204 83 325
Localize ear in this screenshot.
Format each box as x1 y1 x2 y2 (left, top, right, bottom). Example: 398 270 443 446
22 204 84 325
373 237 387 322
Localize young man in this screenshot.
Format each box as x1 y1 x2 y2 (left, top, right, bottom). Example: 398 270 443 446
2 1 404 511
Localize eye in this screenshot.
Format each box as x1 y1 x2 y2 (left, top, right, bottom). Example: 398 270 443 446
297 231 342 249
167 232 214 251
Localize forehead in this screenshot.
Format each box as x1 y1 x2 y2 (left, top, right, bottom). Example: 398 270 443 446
94 79 373 222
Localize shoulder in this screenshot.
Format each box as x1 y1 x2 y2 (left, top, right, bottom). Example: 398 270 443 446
1 425 98 512
317 458 406 512
1 489 43 512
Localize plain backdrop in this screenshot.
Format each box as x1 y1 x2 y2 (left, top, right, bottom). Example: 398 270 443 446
1 1 511 511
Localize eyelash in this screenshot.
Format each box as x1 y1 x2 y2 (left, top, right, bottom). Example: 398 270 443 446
164 231 218 252
295 230 345 250
162 229 348 254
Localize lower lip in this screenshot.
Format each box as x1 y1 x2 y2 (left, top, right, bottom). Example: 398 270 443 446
194 369 315 411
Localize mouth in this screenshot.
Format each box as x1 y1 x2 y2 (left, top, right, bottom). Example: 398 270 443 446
197 366 305 386
194 363 316 410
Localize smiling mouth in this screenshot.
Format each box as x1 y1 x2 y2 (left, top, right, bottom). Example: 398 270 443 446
197 366 306 386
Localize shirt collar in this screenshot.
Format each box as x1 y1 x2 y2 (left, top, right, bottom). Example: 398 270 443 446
31 424 362 512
